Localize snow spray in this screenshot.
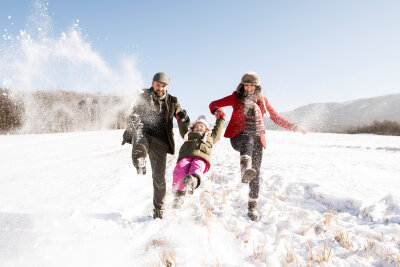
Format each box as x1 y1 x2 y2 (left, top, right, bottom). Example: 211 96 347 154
0 0 142 133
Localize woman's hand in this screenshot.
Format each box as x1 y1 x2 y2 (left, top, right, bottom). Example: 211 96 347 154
214 108 226 119
290 124 307 134
298 127 307 134
295 125 307 134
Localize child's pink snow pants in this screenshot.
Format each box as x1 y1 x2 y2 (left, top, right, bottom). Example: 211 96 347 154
172 156 208 191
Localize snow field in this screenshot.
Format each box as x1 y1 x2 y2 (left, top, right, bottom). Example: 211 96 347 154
0 129 400 266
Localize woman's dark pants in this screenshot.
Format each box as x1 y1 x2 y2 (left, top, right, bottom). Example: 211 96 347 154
231 133 263 199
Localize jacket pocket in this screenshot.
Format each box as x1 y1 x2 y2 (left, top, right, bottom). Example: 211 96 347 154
199 142 212 154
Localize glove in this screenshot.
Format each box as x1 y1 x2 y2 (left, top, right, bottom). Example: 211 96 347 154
176 109 190 123
122 129 133 145
214 108 226 119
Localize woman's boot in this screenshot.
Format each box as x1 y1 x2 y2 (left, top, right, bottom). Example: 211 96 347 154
248 198 260 221
240 155 257 183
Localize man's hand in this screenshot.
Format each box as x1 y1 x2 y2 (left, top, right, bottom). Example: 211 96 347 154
176 109 190 123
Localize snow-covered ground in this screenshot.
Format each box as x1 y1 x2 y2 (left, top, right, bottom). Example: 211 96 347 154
1 129 400 266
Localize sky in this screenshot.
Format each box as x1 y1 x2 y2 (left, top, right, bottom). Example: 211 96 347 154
1 0 400 119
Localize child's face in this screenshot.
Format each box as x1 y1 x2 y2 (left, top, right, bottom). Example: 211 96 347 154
243 83 256 95
193 122 207 133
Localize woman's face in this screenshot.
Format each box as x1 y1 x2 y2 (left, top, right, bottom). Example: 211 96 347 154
193 122 207 133
243 83 256 95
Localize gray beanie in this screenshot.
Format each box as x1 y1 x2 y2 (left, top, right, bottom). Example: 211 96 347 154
241 72 260 86
153 72 170 85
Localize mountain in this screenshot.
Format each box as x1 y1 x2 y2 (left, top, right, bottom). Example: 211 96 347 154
265 93 400 132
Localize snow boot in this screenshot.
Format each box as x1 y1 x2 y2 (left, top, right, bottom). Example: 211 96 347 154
133 144 147 175
184 174 199 195
153 208 164 219
248 199 260 221
172 190 186 209
240 155 257 183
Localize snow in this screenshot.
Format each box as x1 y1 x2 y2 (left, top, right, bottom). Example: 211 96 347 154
1 129 400 266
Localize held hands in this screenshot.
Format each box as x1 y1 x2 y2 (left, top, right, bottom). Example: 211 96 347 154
214 108 226 119
176 109 190 123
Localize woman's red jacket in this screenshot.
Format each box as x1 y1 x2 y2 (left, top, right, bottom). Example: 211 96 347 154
209 92 296 149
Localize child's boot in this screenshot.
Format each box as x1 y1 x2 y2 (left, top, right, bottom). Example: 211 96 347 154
248 198 260 221
172 190 186 209
240 155 257 183
184 174 199 194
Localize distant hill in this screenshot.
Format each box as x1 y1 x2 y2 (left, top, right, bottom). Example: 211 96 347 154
265 93 400 132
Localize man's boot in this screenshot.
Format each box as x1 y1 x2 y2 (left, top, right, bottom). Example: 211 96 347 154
153 208 164 219
248 198 260 221
133 144 147 175
240 155 257 183
184 174 199 195
172 190 186 209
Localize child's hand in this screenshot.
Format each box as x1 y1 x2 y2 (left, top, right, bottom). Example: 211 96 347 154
214 108 225 119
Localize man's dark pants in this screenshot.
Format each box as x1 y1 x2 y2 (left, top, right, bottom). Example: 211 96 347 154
132 135 168 210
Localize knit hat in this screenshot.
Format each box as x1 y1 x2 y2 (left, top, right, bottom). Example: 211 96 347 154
153 72 170 85
190 115 210 131
184 115 210 143
241 71 260 86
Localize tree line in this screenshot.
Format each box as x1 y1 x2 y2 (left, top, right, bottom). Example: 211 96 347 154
346 120 400 136
0 88 130 134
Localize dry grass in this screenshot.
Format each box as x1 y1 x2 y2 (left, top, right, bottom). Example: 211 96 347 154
154 249 176 267
203 203 214 225
364 237 376 259
264 206 274 220
324 214 333 227
208 171 216 182
335 230 353 250
146 238 173 251
249 240 267 262
397 233 400 247
307 240 332 264
379 244 398 265
200 190 206 201
221 190 227 204
334 229 359 259
285 240 297 264
299 222 317 236
243 227 250 244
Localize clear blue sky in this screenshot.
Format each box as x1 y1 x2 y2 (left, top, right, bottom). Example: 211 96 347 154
1 0 400 119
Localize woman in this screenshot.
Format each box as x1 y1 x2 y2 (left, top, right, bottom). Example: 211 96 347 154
209 72 306 221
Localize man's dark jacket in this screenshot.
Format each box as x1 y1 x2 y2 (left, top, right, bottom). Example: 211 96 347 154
123 88 187 154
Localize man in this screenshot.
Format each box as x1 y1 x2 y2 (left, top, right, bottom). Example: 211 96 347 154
122 72 189 219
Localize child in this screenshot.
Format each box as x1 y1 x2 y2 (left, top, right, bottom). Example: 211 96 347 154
209 72 306 221
172 113 225 209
